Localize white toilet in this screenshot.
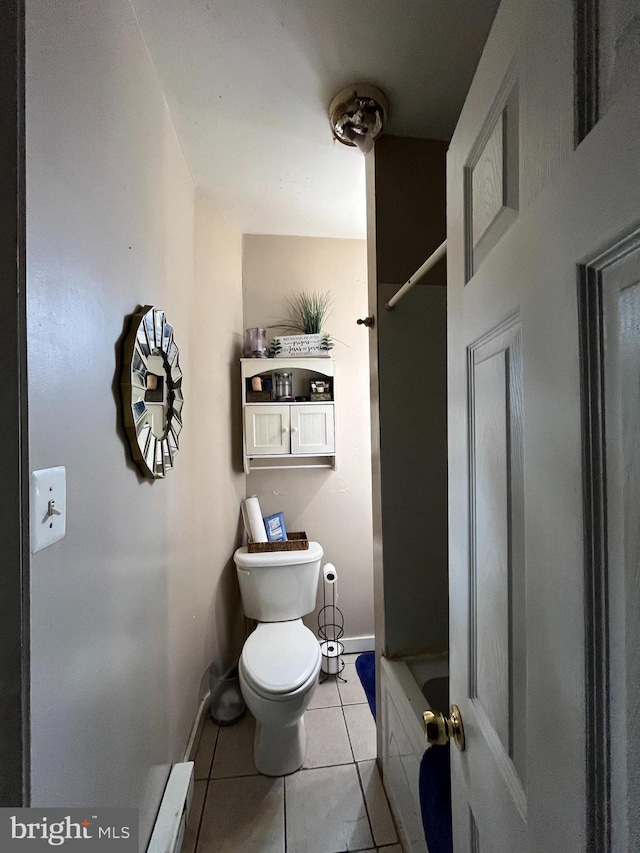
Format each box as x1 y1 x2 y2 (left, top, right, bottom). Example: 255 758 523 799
234 542 323 776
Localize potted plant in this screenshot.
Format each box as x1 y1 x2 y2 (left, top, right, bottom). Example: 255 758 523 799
269 291 335 357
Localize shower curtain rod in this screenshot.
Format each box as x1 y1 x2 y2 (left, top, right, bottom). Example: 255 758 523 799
385 239 447 310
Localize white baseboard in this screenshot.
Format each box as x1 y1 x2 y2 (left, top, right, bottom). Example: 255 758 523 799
183 692 210 764
341 635 375 654
147 762 194 853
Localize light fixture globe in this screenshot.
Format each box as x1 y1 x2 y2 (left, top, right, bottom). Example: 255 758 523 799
328 84 388 154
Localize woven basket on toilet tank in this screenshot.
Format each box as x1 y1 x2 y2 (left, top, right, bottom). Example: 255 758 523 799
247 531 309 553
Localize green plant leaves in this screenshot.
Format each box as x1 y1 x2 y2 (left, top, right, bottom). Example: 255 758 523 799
269 291 334 335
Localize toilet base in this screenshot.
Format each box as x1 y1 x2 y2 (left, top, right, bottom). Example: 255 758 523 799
253 717 306 776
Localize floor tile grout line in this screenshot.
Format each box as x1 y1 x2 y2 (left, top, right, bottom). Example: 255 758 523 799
340 702 358 764
192 776 209 853
354 760 377 849
337 670 346 705
377 762 402 846
193 724 220 853
341 669 388 848
208 772 263 781
358 759 401 850
204 753 357 783
297 756 356 773
206 720 221 780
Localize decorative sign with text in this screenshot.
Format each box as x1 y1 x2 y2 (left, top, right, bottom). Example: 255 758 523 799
273 333 331 357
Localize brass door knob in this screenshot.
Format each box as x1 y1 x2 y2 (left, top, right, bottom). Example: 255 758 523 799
423 704 465 751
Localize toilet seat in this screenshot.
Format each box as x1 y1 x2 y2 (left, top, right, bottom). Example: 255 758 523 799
241 620 321 697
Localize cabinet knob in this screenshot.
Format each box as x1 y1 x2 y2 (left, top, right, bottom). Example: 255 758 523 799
292 426 298 433
282 426 289 433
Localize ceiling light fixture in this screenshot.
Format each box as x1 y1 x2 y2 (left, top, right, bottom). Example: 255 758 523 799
328 84 388 155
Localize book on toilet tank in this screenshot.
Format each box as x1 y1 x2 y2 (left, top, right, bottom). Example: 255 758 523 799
264 512 287 542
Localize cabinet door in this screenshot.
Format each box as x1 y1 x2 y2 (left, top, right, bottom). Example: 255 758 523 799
290 405 335 454
244 406 290 455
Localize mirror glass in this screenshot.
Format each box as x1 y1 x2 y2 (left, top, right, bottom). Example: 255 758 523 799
123 306 183 478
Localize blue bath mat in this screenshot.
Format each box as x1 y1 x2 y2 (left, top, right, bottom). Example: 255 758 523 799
355 652 376 720
419 743 453 853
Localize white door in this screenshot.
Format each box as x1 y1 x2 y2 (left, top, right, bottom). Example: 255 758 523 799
244 405 290 455
290 404 335 455
447 0 640 850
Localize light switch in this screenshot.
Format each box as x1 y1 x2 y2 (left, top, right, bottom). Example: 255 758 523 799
30 466 66 553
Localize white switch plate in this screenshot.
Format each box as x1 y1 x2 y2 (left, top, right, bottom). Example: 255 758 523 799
30 466 66 553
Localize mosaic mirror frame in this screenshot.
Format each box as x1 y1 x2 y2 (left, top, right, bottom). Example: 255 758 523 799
121 305 183 479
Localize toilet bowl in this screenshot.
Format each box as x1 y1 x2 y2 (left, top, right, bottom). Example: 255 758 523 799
239 620 321 775
234 542 324 776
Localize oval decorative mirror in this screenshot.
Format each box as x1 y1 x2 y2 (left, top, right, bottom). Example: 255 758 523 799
121 305 183 478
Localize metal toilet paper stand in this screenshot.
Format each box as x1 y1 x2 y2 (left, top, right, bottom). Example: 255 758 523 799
317 563 346 683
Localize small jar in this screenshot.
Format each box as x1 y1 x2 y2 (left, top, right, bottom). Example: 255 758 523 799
274 371 293 400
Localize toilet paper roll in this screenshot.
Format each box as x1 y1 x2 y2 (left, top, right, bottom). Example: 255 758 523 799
242 496 268 543
323 563 338 603
323 563 337 584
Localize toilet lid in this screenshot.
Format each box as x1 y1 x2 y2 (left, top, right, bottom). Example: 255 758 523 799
242 621 320 695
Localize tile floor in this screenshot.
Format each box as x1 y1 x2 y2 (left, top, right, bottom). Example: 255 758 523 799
182 654 401 853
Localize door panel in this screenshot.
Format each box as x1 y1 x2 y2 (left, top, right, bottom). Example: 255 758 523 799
581 237 640 851
606 268 640 853
473 350 509 753
577 0 640 140
467 73 519 277
290 404 335 454
448 0 640 850
599 1 640 116
244 405 289 455
469 319 525 784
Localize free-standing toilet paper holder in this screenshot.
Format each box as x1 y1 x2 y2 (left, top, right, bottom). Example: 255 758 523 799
318 563 346 683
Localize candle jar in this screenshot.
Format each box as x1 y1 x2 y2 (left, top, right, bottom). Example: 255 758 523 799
243 328 268 358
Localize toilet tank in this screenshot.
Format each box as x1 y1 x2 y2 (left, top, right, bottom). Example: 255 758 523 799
233 542 323 622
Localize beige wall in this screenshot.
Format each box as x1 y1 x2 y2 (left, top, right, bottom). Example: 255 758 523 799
191 191 246 683
243 236 374 641
26 1 244 845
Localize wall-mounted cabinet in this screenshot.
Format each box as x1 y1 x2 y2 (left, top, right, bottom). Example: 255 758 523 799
241 358 336 473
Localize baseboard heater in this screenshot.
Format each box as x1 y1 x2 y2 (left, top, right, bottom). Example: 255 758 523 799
147 762 194 853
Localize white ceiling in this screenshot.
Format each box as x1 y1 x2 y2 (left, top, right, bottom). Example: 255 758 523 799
133 0 499 239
